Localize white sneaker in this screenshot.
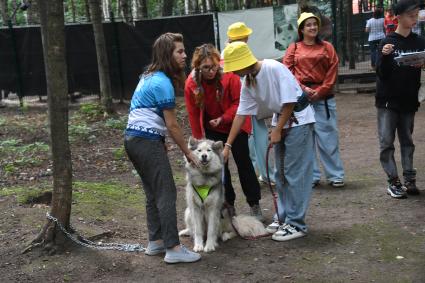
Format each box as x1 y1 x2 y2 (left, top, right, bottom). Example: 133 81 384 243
272 224 306 241
266 220 281 233
258 175 276 186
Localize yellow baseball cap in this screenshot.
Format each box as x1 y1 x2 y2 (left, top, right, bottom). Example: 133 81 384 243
227 22 253 40
297 12 321 28
222 41 257 73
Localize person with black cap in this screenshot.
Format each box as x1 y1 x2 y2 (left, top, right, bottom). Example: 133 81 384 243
376 0 425 198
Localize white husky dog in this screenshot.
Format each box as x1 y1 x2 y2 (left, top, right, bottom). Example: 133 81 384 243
179 137 269 252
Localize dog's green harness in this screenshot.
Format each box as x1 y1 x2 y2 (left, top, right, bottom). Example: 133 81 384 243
192 184 212 202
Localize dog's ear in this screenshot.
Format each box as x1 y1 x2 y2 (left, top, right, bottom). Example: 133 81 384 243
212 141 223 151
188 136 198 150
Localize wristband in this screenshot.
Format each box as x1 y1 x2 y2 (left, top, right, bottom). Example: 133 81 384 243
224 143 232 149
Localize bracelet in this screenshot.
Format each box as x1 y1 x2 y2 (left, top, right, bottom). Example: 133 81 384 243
224 143 232 149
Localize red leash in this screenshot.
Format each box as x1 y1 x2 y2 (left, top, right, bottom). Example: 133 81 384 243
265 115 297 225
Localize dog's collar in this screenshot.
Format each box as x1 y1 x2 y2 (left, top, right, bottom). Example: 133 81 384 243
192 184 212 202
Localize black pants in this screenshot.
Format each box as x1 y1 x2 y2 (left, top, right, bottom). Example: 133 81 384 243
205 129 261 207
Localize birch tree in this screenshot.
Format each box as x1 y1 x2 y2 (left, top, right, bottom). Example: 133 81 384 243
88 0 114 114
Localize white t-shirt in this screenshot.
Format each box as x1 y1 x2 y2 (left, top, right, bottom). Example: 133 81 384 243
237 59 315 128
366 18 385 41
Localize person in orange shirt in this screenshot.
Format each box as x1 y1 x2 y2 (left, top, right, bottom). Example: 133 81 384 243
384 7 398 34
283 12 345 188
184 43 263 220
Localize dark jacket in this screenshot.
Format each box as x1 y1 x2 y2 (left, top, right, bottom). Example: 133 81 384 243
376 32 425 112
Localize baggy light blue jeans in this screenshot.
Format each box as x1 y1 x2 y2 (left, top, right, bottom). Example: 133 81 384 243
249 117 277 183
274 123 314 233
312 97 345 183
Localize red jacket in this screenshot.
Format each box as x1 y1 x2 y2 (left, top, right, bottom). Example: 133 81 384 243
283 41 338 99
184 71 251 139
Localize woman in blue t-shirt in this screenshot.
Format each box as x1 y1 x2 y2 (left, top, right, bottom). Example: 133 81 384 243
124 33 201 264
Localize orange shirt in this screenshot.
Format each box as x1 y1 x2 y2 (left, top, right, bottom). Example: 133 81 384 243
283 41 338 99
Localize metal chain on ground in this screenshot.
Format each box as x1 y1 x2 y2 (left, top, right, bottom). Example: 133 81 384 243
46 212 145 252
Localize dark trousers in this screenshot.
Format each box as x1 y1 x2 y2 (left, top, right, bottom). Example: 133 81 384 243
205 129 261 206
124 135 180 249
377 108 416 181
369 39 381 68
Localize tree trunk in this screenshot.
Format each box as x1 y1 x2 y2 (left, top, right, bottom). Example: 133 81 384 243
201 0 206 12
205 0 211 11
233 0 240 10
88 0 114 115
27 0 40 24
346 0 355 69
0 0 8 26
120 0 133 22
84 0 91 21
162 0 174 16
35 0 73 252
70 0 77 22
136 0 148 18
102 0 110 21
193 0 199 13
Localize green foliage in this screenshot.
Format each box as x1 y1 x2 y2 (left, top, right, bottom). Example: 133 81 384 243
0 139 49 174
105 116 127 130
68 122 92 142
112 146 126 160
0 117 6 126
78 102 103 120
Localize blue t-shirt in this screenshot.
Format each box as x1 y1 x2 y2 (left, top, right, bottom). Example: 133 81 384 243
125 71 175 139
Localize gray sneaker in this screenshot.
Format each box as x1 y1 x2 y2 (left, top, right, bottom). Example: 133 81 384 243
164 245 201 264
250 204 265 222
145 241 165 256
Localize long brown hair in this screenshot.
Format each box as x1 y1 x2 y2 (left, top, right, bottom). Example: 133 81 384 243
146 33 186 91
190 43 223 107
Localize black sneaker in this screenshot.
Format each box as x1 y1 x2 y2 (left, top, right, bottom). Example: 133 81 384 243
405 180 420 195
387 179 407 199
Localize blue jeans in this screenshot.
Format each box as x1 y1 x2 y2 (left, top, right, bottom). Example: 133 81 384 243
249 117 277 183
369 39 381 68
312 97 345 182
377 108 416 181
274 124 314 233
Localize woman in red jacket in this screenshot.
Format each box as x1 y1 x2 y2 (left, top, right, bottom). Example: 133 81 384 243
184 43 262 220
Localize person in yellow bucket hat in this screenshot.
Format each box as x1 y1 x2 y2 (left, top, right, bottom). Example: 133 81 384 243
283 11 345 189
222 41 316 242
226 21 279 188
227 22 253 42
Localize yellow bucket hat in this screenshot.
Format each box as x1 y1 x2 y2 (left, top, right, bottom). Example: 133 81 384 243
297 12 321 29
227 22 253 40
223 41 257 73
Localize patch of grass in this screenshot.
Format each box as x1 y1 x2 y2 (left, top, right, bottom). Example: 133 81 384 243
78 102 103 120
112 146 126 160
0 182 145 222
72 181 145 222
0 185 51 204
105 117 127 130
68 123 93 141
0 117 6 126
0 139 49 173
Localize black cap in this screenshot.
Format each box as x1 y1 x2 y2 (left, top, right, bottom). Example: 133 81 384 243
394 0 420 15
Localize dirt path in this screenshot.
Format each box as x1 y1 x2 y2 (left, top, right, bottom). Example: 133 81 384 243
1 93 424 282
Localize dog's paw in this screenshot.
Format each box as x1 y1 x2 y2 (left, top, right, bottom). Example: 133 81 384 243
193 243 204 252
203 242 217 253
179 229 191 237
